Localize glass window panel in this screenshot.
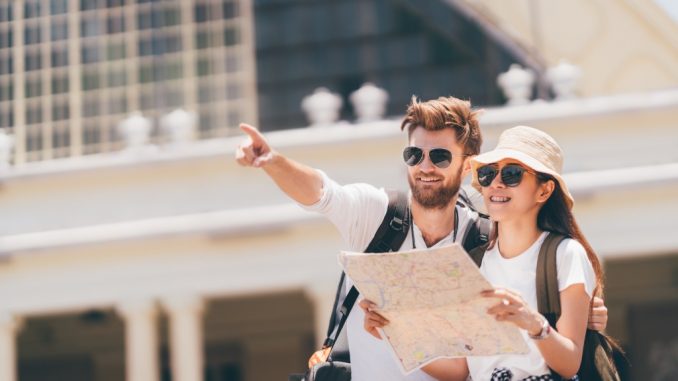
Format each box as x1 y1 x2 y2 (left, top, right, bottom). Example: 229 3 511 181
51 75 69 94
52 126 71 148
138 64 153 83
82 97 100 117
52 100 70 121
107 68 127 87
194 4 208 23
223 1 239 19
80 0 100 11
26 103 43 125
24 51 42 71
24 0 42 19
0 83 13 101
26 127 43 152
81 70 101 90
107 14 125 34
0 56 12 74
138 37 152 56
81 18 102 37
137 11 152 30
51 20 69 41
0 29 13 49
165 9 180 27
25 77 42 98
51 48 69 67
197 57 214 77
50 0 68 15
81 45 101 64
0 4 13 22
24 25 42 45
108 95 126 114
224 27 239 46
106 0 124 7
107 41 126 60
0 108 13 128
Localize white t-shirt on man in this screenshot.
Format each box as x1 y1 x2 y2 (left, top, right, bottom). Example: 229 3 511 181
301 171 479 381
466 232 596 380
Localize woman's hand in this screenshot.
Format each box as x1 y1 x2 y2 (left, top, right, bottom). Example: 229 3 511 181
358 299 389 340
588 296 608 331
481 288 545 336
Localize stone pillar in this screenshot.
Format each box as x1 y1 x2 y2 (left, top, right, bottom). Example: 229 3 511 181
0 312 21 381
116 300 160 381
162 295 205 381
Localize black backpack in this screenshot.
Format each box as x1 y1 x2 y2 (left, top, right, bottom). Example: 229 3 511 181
323 188 491 363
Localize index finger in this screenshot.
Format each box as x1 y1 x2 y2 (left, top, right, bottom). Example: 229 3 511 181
240 123 264 143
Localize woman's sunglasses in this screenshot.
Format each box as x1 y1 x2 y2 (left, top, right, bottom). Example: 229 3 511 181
476 163 537 187
402 146 454 168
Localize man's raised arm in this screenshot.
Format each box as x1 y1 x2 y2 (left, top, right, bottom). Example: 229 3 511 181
235 123 323 206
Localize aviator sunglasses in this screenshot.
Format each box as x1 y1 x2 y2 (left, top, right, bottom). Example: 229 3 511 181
476 163 538 187
402 146 460 168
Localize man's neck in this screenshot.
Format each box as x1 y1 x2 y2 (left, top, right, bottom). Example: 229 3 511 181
410 195 458 248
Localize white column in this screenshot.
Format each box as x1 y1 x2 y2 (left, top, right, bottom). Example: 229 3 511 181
116 300 160 381
0 312 22 381
162 295 205 381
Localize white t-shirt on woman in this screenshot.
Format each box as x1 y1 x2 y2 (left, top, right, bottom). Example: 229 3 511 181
466 232 597 380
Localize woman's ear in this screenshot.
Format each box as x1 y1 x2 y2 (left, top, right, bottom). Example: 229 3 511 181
537 179 555 203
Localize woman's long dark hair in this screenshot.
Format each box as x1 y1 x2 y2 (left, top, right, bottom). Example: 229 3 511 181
486 174 605 296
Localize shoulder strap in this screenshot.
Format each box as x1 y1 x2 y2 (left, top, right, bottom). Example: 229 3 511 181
457 188 491 253
322 190 410 353
365 190 410 253
536 233 567 326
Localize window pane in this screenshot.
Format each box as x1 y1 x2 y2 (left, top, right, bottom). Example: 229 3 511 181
0 29 13 49
24 0 42 19
107 68 127 87
50 0 68 15
25 77 42 98
51 75 69 94
25 51 42 71
81 19 102 37
81 45 101 64
51 20 69 41
81 70 100 90
51 48 69 67
107 14 125 34
24 25 42 45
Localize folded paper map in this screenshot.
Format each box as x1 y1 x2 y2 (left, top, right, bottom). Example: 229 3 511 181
339 244 529 374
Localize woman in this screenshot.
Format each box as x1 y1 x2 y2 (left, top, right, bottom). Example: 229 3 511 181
362 126 603 380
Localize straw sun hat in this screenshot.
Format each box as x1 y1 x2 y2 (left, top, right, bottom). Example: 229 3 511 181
471 125 574 209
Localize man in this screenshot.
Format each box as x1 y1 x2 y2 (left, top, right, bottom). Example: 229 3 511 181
236 96 608 380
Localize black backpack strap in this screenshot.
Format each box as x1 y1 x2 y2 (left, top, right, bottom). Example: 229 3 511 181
535 233 567 327
322 190 410 356
461 213 491 254
364 190 410 253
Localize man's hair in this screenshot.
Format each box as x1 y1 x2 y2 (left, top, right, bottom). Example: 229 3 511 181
400 96 482 155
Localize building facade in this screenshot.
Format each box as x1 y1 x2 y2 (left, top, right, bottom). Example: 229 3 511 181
1 1 678 381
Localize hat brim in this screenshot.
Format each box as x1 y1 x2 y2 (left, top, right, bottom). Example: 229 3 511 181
471 148 574 209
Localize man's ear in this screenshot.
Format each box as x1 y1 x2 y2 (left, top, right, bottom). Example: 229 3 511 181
461 156 474 177
537 179 556 203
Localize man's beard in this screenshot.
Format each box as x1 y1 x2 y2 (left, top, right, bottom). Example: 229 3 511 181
409 167 462 209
